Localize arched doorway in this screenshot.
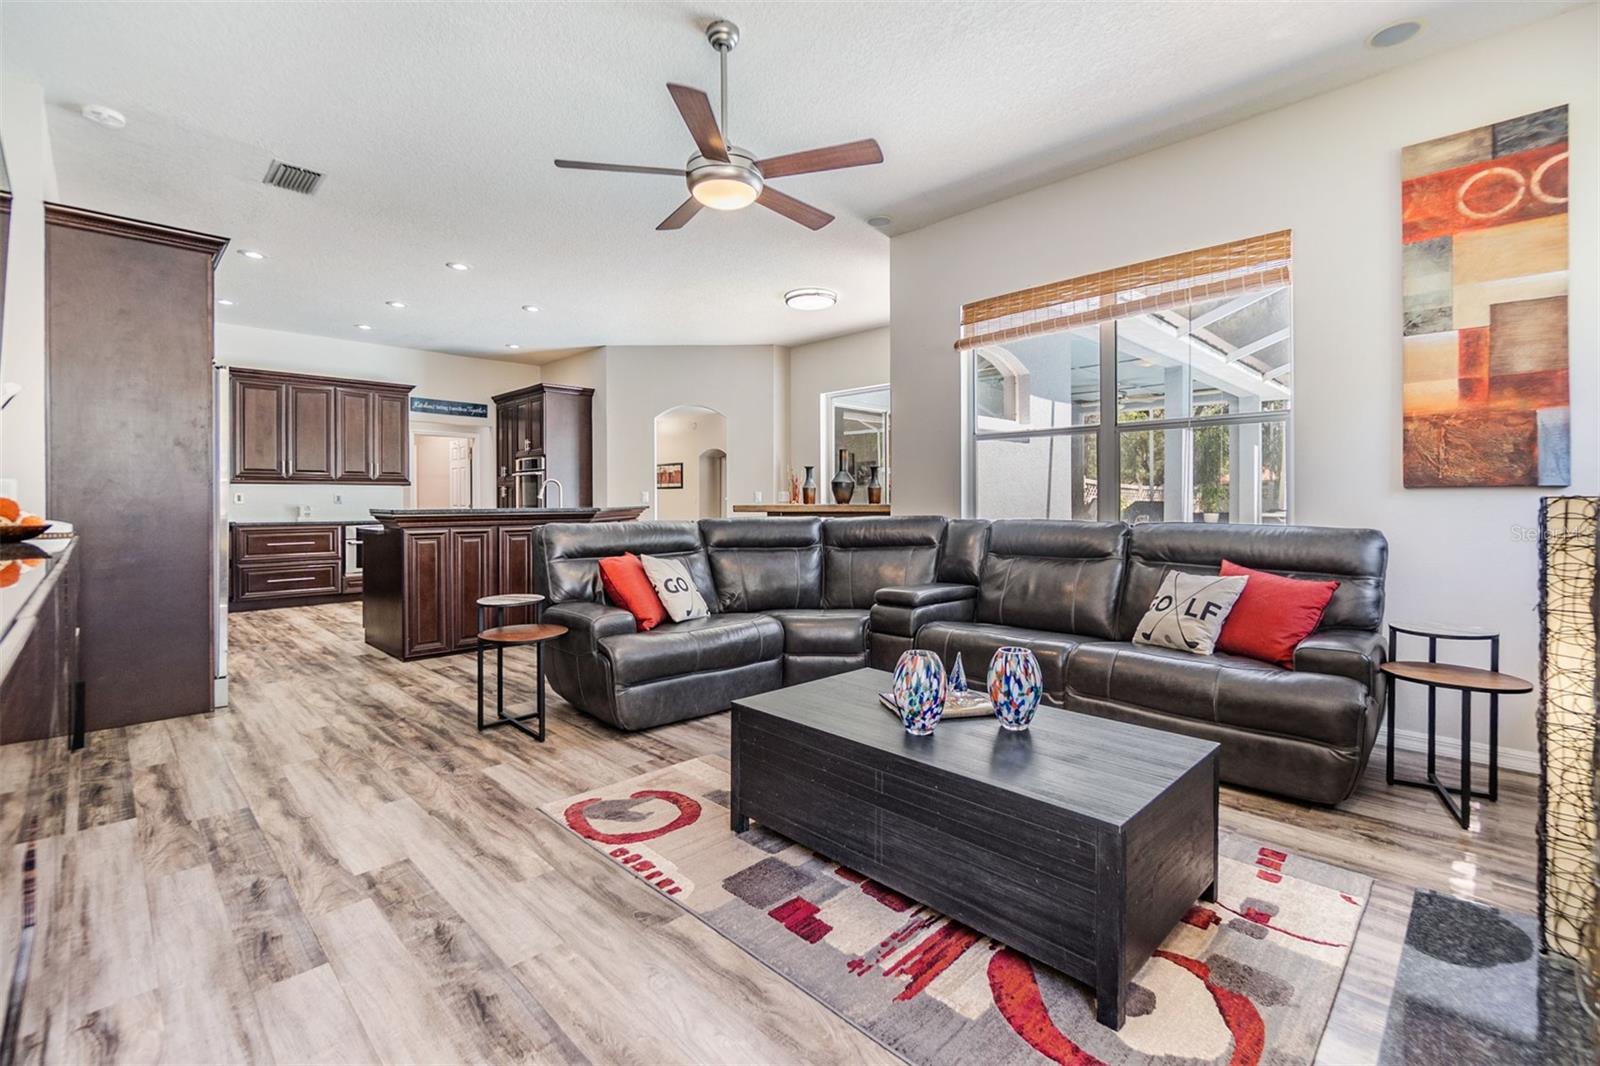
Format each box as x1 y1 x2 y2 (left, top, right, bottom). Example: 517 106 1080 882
698 448 727 519
653 405 727 520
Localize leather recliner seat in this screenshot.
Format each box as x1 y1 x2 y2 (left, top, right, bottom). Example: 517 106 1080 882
534 515 1388 805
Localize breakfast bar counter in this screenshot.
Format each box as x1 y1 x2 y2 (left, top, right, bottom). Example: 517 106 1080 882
362 507 645 660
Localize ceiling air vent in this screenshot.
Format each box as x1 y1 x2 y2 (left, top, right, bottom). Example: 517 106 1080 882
262 159 324 195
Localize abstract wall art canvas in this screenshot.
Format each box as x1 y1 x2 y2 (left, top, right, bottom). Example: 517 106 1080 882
1401 105 1570 487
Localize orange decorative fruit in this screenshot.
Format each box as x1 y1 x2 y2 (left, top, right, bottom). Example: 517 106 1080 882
19 515 46 528
0 498 18 522
0 562 19 588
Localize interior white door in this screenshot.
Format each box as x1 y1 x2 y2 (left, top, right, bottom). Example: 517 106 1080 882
448 438 472 507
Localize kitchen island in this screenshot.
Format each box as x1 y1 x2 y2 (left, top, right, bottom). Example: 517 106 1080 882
361 507 645 660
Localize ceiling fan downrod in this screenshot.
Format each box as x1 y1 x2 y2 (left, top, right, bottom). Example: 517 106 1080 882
706 19 738 142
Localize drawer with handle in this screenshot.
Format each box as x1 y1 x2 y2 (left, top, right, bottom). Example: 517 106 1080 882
235 561 342 601
236 525 341 562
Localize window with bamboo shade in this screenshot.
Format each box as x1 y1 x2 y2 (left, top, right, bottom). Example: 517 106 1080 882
957 231 1292 351
965 233 1294 525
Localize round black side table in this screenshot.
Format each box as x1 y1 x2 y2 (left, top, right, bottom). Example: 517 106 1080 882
1382 623 1532 829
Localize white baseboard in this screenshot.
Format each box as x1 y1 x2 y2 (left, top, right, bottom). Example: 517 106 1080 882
1389 727 1539 776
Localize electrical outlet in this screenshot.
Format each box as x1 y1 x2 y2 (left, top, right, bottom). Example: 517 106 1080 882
334 493 343 504
641 490 650 504
754 491 763 504
233 492 244 504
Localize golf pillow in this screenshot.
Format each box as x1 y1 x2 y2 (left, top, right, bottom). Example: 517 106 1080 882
639 554 710 623
1134 570 1248 656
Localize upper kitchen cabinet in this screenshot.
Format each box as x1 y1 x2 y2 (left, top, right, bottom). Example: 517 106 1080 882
491 383 593 506
231 367 415 484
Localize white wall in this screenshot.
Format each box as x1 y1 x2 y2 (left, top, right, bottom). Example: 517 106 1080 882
217 323 539 521
0 72 60 513
653 408 727 521
549 344 789 513
788 327 891 488
890 7 1597 765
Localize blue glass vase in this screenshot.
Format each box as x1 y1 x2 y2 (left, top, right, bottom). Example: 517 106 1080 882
892 650 947 735
988 646 1043 731
949 652 967 694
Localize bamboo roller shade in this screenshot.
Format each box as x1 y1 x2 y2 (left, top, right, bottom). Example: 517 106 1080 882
957 230 1292 350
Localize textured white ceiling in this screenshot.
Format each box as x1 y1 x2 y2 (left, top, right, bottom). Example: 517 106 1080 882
3 1 1572 362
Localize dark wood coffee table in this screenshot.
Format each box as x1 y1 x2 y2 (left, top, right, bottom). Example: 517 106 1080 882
730 667 1219 1030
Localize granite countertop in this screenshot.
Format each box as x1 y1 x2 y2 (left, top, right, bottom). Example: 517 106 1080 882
230 517 377 527
0 537 77 681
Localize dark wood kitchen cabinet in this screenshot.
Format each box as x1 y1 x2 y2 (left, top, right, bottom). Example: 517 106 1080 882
491 383 593 507
229 523 355 611
365 525 504 658
231 367 414 484
47 203 225 731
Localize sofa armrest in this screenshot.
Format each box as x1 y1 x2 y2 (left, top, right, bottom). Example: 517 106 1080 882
1294 628 1385 691
544 601 637 653
871 597 978 640
875 583 978 609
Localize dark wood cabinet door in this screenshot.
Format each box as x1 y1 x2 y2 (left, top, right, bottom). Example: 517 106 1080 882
496 526 538 625
374 391 410 483
287 383 336 480
495 401 514 478
336 387 374 479
232 376 287 479
404 531 450 656
449 528 496 649
523 398 543 454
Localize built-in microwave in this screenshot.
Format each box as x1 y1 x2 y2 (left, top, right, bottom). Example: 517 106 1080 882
512 453 545 507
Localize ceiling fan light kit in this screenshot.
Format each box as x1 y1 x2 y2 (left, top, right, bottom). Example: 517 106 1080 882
553 19 882 232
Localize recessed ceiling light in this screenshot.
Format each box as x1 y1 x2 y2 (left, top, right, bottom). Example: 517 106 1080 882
81 104 126 129
238 249 267 260
1367 20 1422 48
445 261 471 271
385 300 406 309
867 215 892 228
784 287 838 311
216 299 234 307
521 304 540 313
355 323 374 331
504 343 521 350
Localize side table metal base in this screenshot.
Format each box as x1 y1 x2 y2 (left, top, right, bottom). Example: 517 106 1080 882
475 642 548 743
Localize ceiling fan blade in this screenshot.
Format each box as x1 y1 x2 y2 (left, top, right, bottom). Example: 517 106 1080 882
757 186 833 230
554 159 686 177
656 197 703 231
667 83 728 162
756 139 884 179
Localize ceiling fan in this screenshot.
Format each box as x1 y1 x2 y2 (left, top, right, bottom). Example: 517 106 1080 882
554 19 883 231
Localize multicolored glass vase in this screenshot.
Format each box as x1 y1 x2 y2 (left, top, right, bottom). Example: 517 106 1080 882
988 646 1043 731
891 650 947 735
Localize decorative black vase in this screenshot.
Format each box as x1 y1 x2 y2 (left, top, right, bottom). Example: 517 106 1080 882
831 448 854 505
801 466 817 505
867 464 883 505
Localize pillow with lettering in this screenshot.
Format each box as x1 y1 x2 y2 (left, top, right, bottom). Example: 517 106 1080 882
1133 570 1248 656
639 554 710 623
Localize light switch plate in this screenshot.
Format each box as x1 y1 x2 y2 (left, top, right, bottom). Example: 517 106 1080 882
640 490 650 504
233 493 244 504
754 491 763 503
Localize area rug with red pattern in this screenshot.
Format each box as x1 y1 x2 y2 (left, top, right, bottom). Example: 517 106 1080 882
541 756 1370 1065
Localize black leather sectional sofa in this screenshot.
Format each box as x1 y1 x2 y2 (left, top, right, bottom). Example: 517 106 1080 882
534 516 1388 805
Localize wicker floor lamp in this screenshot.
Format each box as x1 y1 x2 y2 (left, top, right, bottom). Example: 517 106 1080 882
1538 496 1599 1031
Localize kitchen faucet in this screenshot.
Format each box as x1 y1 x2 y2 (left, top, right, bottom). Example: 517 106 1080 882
535 478 564 509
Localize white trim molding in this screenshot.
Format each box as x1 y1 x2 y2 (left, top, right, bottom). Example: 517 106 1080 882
1389 727 1539 776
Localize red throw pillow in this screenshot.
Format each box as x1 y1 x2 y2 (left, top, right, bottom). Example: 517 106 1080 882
598 553 666 631
1215 560 1338 669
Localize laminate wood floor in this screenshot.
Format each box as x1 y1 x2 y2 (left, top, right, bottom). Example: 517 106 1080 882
0 602 1540 1064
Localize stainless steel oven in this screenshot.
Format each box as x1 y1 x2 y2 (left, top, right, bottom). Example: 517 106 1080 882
512 453 545 508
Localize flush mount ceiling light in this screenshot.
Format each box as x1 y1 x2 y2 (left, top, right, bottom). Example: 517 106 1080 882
1368 19 1423 48
216 299 234 307
385 300 406 309
504 343 521 350
553 20 883 232
445 261 471 271
238 249 267 260
784 287 837 311
521 304 540 313
355 323 374 331
867 215 892 228
81 104 126 129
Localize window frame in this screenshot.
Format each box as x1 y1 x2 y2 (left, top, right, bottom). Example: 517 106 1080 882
968 305 1293 524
